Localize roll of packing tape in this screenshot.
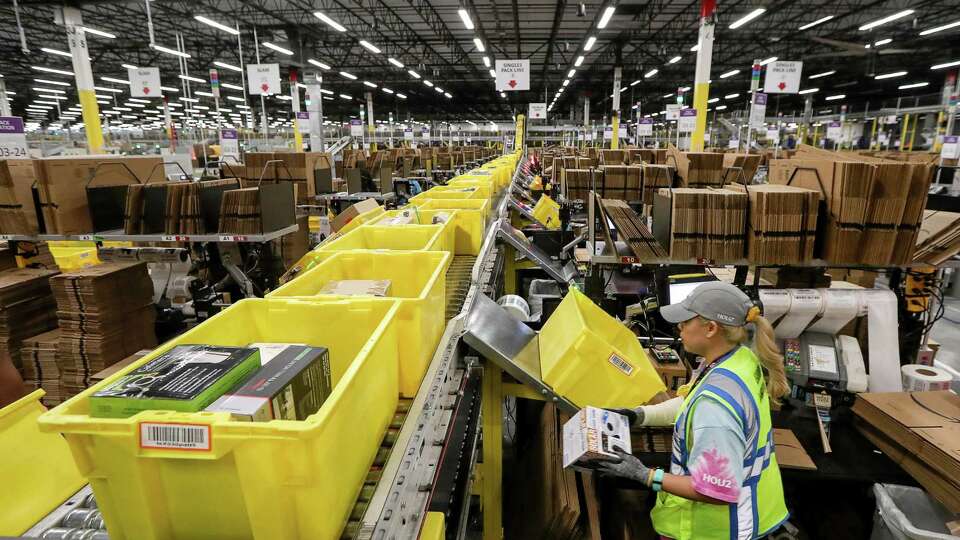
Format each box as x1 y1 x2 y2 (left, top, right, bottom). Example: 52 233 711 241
901 364 954 392
497 294 531 322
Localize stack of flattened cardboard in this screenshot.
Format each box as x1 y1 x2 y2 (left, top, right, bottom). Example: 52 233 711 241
600 149 626 166
722 153 762 184
33 155 163 235
51 262 156 399
20 328 62 406
853 391 960 512
562 169 600 202
600 165 642 201
601 199 668 260
727 184 820 264
0 159 41 234
913 210 960 264
666 146 725 188
768 155 874 264
0 268 59 378
642 164 675 205
652 188 747 261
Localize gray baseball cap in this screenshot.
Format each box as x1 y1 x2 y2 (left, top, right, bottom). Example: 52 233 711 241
661 281 754 326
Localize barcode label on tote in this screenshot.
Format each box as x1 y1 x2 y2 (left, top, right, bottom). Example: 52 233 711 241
140 423 211 451
608 354 634 376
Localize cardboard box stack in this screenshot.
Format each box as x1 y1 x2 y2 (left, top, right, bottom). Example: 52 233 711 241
0 159 41 234
722 153 762 184
667 146 725 188
913 211 960 264
652 188 747 261
727 184 820 264
642 164 675 205
0 268 59 380
20 328 62 406
33 156 163 235
599 165 642 201
562 169 598 202
218 181 296 235
51 262 157 400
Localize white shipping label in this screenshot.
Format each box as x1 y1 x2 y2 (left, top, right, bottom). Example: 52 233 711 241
140 422 211 451
608 353 634 376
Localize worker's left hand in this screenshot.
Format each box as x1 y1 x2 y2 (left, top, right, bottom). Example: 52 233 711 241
594 450 650 484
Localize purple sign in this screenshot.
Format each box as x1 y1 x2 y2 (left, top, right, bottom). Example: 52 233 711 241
828 121 841 128
945 136 958 144
296 112 309 121
639 118 654 124
679 108 697 117
0 117 25 134
350 119 362 126
221 129 238 139
755 93 768 105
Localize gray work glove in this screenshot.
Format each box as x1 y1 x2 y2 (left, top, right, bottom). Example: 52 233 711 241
594 450 651 484
607 407 645 427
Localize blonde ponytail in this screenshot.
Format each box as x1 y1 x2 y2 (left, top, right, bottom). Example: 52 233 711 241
719 315 790 402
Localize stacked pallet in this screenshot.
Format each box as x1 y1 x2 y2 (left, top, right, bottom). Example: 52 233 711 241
0 268 59 380
51 262 156 399
20 328 62 406
727 184 820 264
652 188 747 261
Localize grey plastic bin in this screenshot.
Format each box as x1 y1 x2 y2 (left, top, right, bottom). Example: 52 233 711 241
871 484 957 540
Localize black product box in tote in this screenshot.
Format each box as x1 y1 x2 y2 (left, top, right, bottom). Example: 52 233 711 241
205 345 331 421
89 345 261 418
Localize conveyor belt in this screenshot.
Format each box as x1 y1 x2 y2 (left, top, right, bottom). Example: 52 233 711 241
445 255 478 320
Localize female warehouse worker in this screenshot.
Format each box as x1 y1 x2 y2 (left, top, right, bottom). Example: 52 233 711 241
597 281 790 540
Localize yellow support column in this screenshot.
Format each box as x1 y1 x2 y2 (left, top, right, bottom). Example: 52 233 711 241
611 113 620 150
907 114 918 151
514 114 526 152
812 124 819 147
690 1 716 152
870 118 878 150
900 114 910 150
481 363 503 540
63 7 103 154
933 111 945 152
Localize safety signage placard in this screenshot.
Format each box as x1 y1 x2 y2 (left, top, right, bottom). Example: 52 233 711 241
247 63 281 95
749 93 767 129
350 119 363 137
496 59 530 91
637 118 654 137
129 67 161 97
528 102 547 119
678 108 697 132
763 61 803 94
826 121 842 141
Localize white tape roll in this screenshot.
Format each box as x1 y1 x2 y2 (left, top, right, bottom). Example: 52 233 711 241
497 294 530 322
901 364 954 391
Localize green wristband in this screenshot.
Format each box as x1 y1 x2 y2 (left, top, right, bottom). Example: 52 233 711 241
652 469 665 492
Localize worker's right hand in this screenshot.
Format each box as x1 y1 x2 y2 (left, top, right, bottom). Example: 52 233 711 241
607 407 645 427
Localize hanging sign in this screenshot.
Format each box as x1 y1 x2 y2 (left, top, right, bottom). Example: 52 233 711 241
247 63 281 95
763 61 803 94
638 118 654 137
618 127 627 138
528 102 547 119
495 59 530 91
209 69 220 99
0 117 28 158
350 118 363 136
603 126 613 140
129 67 161 97
404 128 414 141
826 121 842 141
220 128 239 160
766 127 780 142
749 93 768 129
297 112 310 134
942 136 960 159
678 108 697 132
666 104 682 120
421 127 431 139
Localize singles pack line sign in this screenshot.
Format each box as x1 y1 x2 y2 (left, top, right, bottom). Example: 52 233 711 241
496 60 530 91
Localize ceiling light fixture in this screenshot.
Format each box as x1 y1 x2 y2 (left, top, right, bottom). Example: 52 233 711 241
719 69 740 79
759 56 777 66
574 55 585 67
597 6 616 29
584 36 597 51
358 40 382 54
388 57 404 68
263 42 294 55
489 69 496 78
101 76 128 84
873 38 892 46
809 70 835 79
194 15 239 35
339 71 358 80
644 68 658 78
34 78 70 87
31 66 74 76
151 44 191 58
178 74 205 83
363 81 377 88
729 8 766 29
630 79 640 86
899 82 929 89
668 55 682 64
931 60 960 70
859 10 914 31
483 56 491 67
397 93 407 99
919 20 960 36
314 12 347 32
724 93 740 99
798 87 819 94
798 15 834 30
424 80 434 87
825 94 845 101
214 61 242 72
40 47 71 57
80 26 116 39
458 8 475 29
473 38 485 52
160 86 179 92
875 71 907 79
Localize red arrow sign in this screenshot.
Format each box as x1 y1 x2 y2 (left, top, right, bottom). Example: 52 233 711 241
143 87 151 95
261 83 270 92
508 80 517 88
778 81 786 90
